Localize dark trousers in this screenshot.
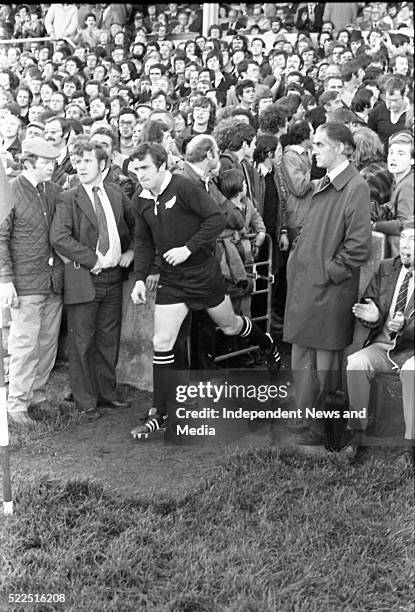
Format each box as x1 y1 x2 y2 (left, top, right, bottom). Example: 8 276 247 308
67 268 123 411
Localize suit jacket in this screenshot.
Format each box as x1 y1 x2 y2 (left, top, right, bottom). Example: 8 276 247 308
360 257 414 369
295 3 324 33
50 182 135 303
284 164 372 350
52 151 75 188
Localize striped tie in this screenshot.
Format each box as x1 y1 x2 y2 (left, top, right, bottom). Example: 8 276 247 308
394 271 412 316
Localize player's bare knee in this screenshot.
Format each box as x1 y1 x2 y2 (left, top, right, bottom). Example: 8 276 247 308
153 334 175 352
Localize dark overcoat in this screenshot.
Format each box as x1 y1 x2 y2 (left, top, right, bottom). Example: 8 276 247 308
283 163 372 350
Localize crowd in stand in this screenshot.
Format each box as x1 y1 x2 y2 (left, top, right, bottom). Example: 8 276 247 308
0 3 413 463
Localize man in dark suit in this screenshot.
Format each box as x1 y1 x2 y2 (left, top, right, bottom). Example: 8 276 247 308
50 141 135 418
221 8 246 35
344 222 414 466
295 3 325 34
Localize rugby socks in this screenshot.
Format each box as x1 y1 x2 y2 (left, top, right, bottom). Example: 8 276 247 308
239 316 281 370
239 315 272 350
153 350 175 415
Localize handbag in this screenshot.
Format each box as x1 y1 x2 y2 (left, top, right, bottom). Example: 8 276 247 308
63 261 95 305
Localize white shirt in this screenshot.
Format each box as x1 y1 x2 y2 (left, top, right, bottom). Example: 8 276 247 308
327 160 349 183
56 147 68 166
83 182 121 269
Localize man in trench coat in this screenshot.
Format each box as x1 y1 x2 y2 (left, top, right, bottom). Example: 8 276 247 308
283 122 372 444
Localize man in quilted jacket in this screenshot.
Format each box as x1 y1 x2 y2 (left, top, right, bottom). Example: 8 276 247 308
0 137 63 424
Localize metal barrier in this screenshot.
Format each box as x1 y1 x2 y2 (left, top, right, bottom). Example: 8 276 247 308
0 36 76 50
214 232 274 363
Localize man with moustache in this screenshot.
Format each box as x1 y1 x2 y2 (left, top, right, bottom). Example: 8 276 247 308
44 116 75 187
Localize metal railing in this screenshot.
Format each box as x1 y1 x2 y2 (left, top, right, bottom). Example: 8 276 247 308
0 36 76 49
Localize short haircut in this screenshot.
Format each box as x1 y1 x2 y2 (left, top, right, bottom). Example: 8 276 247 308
44 115 71 136
385 76 406 96
185 134 216 163
285 120 312 146
388 130 414 157
235 79 255 99
72 141 108 165
139 120 170 144
90 125 119 148
253 134 279 163
259 104 288 134
351 88 372 113
318 122 355 150
130 142 168 169
226 123 256 151
353 127 384 166
218 169 245 199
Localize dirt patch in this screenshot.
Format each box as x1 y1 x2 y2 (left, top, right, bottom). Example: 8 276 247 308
9 355 300 500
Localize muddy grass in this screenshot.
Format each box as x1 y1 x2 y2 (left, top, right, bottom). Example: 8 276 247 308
9 363 298 501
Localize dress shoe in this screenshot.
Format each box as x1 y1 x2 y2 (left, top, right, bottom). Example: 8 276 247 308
298 430 325 446
340 432 363 462
80 408 101 421
8 412 33 425
99 398 130 409
64 391 74 402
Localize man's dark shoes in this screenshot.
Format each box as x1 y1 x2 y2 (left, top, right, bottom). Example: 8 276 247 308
341 431 363 462
99 398 130 409
80 407 100 421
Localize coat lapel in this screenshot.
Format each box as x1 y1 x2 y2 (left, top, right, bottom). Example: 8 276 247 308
104 183 122 225
76 185 98 230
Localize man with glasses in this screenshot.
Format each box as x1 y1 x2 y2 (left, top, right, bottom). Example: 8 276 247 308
117 108 138 156
283 122 372 447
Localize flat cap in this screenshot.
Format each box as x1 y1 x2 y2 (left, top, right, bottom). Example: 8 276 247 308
21 137 59 159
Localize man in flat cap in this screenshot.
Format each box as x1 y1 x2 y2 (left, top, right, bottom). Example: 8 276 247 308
0 137 63 424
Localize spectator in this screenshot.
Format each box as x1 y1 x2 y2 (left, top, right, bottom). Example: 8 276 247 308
283 122 371 444
44 3 79 41
353 126 393 222
344 221 414 465
44 115 75 186
50 141 135 419
368 76 411 149
372 131 414 256
0 138 62 425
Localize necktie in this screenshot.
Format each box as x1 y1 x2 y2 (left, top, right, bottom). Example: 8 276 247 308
309 6 314 22
202 176 210 192
394 271 412 316
92 186 109 256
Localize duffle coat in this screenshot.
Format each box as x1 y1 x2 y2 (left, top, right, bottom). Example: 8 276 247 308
283 163 372 350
